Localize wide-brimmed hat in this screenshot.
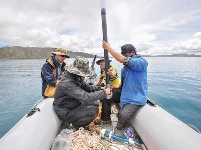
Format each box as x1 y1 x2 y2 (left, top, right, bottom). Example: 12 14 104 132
121 44 136 55
52 48 70 58
96 57 112 65
67 56 92 77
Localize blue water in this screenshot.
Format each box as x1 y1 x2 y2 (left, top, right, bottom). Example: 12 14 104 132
0 57 201 138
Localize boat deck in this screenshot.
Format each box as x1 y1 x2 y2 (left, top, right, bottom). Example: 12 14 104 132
52 104 144 150
69 127 142 150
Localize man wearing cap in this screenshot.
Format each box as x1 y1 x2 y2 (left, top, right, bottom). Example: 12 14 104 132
93 57 121 125
53 56 111 130
93 57 120 88
41 48 70 98
102 40 148 131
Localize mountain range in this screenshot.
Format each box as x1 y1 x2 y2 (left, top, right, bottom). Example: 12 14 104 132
0 46 200 59
0 46 95 59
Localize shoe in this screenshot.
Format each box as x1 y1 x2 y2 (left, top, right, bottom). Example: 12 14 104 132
114 128 126 138
60 122 70 130
117 120 125 130
94 119 111 125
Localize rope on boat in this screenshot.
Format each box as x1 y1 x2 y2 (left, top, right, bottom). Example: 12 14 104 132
26 98 44 117
69 104 142 150
187 124 201 134
111 103 119 114
51 103 141 149
70 127 142 150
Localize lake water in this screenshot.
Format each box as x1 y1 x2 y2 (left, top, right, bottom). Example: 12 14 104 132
0 57 201 138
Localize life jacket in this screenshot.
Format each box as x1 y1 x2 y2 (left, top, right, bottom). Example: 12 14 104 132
41 56 67 97
99 65 121 87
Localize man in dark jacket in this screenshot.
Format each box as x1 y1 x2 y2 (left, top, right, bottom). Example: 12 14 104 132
41 48 70 98
53 56 111 130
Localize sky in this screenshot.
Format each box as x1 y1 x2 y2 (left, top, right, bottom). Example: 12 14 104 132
0 0 201 56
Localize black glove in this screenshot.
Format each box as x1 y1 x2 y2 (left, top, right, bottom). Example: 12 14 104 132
80 83 101 92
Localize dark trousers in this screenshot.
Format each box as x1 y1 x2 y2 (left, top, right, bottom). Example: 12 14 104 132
58 105 98 129
101 88 141 124
101 88 121 121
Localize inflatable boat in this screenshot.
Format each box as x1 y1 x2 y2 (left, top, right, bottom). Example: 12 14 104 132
0 98 201 150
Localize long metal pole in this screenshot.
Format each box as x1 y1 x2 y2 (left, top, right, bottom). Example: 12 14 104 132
100 0 110 91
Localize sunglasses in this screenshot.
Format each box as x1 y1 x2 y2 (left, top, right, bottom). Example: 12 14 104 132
123 52 130 57
60 55 66 58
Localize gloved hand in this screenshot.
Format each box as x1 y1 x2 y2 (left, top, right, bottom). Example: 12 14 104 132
80 83 101 92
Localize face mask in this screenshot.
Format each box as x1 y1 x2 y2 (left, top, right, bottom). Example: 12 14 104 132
80 76 85 83
76 75 85 83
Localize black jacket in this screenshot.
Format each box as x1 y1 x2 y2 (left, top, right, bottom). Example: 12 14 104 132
53 71 106 117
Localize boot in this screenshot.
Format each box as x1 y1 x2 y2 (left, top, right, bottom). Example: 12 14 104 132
117 120 125 130
94 119 111 125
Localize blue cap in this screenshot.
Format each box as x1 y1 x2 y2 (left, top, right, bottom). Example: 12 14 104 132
121 44 136 55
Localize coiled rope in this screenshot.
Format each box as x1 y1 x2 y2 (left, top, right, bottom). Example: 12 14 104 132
70 127 141 150
66 104 142 149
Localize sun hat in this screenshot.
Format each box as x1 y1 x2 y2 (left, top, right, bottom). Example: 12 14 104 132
67 56 92 77
121 44 136 55
96 57 112 65
52 48 70 58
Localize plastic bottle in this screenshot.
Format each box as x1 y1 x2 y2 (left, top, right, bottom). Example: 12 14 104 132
51 128 73 150
101 129 140 147
124 128 134 139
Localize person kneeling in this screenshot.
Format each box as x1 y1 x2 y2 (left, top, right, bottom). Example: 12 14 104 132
53 56 111 130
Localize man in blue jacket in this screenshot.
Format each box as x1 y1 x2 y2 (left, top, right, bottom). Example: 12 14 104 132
102 41 148 130
41 48 70 98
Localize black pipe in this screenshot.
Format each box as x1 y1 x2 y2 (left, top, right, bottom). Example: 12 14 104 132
100 0 110 90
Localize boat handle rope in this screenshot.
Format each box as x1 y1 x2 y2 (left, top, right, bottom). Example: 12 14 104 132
26 98 44 117
26 108 40 117
146 98 157 107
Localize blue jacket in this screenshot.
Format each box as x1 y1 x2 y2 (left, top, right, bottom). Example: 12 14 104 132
41 56 66 97
120 55 148 105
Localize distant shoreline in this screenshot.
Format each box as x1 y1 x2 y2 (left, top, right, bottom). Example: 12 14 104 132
0 46 95 59
0 46 200 59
